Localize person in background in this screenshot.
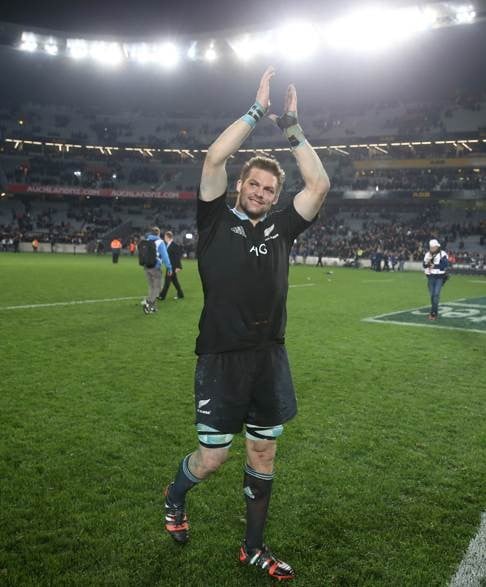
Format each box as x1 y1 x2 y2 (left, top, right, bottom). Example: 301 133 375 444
142 227 172 314
423 238 449 320
158 231 184 300
110 237 122 263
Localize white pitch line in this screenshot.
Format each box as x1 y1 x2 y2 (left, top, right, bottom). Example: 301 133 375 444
447 302 486 309
0 286 315 312
362 298 484 321
0 296 142 311
363 304 430 320
289 283 316 288
362 317 486 335
449 512 486 587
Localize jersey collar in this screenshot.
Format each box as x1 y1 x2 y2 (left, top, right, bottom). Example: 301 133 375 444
230 207 267 223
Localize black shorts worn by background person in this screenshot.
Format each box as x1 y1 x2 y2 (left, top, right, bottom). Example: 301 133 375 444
195 344 297 434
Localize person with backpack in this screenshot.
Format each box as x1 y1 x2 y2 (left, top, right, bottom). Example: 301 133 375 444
139 227 172 315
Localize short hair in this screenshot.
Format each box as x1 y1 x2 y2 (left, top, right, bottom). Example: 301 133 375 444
239 156 285 194
151 226 161 236
165 231 173 239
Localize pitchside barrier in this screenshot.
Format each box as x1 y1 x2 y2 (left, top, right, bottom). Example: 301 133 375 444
295 257 486 274
10 246 486 274
18 242 88 254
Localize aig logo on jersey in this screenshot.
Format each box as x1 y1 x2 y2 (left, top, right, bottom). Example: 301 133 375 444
250 243 268 256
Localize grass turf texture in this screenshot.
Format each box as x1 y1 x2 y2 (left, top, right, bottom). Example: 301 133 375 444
0 253 485 586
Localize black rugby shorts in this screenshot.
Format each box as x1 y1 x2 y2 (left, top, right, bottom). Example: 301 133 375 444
194 344 297 434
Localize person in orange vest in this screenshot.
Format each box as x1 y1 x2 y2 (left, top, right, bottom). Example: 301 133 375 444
32 238 39 253
129 241 136 256
110 238 123 263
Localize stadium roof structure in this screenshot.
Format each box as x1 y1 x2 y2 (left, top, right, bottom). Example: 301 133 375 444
3 136 486 162
0 1 486 66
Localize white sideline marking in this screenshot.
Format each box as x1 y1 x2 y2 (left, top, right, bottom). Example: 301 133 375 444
289 283 316 288
362 317 486 335
447 302 486 309
0 286 314 311
0 296 141 311
449 512 486 587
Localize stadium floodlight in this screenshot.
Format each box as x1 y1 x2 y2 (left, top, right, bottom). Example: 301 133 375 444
324 6 435 53
230 35 257 61
89 41 124 66
275 21 320 61
44 39 59 56
229 32 275 61
67 39 89 60
204 42 218 62
126 42 153 64
20 32 38 52
455 4 476 23
154 42 180 68
187 41 198 60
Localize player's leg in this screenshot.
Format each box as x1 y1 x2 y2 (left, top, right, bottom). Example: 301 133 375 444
165 352 248 543
239 429 294 580
239 345 297 580
165 443 231 543
243 433 278 549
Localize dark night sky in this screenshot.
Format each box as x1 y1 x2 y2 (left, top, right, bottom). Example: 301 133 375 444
0 0 414 36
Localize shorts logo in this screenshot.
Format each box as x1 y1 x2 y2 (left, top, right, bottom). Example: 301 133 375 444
197 398 211 415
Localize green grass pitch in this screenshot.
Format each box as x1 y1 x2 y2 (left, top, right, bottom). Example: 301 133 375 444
1 253 485 586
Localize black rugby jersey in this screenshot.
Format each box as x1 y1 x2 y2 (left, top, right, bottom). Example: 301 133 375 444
195 191 314 354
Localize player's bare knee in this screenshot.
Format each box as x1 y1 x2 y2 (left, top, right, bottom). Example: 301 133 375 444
246 440 276 472
194 446 228 475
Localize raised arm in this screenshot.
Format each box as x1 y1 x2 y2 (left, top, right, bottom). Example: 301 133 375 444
271 85 331 221
200 66 275 202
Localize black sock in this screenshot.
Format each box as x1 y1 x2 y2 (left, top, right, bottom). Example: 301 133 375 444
243 463 274 550
168 453 201 506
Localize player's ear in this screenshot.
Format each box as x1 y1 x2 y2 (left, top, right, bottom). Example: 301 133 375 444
236 178 242 193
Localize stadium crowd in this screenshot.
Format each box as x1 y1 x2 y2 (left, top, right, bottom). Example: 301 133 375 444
2 88 486 147
1 195 484 270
